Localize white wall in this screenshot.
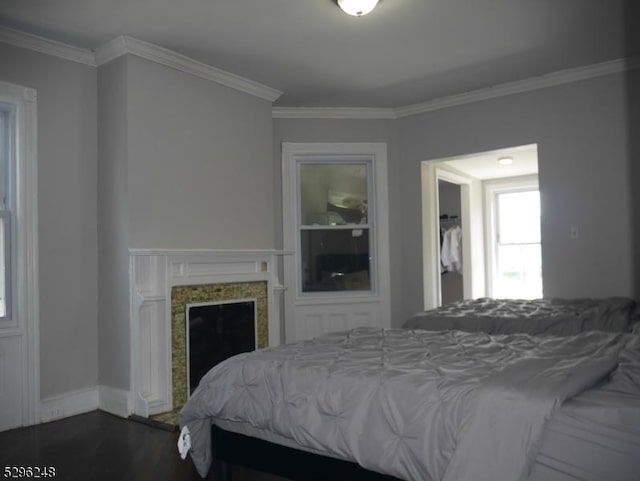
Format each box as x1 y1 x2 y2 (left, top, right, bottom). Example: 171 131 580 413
272 118 405 325
398 72 634 319
0 43 98 399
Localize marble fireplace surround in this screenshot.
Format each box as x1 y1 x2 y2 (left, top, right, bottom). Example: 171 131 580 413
129 249 287 418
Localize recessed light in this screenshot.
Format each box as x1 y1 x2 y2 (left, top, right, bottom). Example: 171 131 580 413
497 156 513 165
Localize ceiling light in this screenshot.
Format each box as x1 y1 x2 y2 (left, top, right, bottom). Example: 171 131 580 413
337 0 379 16
497 156 514 165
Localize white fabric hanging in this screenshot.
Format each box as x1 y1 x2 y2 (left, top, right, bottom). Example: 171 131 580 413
441 225 462 273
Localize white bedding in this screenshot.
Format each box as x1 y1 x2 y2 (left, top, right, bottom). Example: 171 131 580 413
531 389 640 481
403 297 638 336
179 327 637 481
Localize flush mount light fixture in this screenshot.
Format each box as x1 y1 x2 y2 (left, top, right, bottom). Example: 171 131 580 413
497 156 514 165
337 0 380 16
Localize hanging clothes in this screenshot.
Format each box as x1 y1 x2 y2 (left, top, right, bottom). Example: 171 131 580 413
441 225 462 274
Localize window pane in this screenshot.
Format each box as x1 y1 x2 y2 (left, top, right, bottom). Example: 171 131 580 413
0 110 7 210
495 244 542 299
497 190 540 244
301 229 370 292
300 163 368 226
0 106 8 318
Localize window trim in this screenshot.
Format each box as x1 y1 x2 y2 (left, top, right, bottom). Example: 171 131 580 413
281 142 390 313
484 175 541 298
0 103 12 321
0 79 39 426
0 210 11 320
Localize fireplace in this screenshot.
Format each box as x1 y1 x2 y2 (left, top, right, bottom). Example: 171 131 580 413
129 249 286 419
171 281 268 408
187 299 256 395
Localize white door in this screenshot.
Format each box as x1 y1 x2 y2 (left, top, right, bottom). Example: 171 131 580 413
0 81 39 431
282 143 391 342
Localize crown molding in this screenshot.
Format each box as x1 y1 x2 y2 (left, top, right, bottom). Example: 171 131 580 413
272 106 396 120
273 57 637 119
0 27 282 102
394 58 637 118
1 25 634 112
0 26 96 66
94 36 282 102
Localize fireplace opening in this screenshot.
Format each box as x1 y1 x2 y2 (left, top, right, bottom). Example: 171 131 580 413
186 299 257 395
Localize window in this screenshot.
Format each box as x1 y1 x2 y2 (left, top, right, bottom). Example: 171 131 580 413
0 105 12 319
486 178 542 299
0 80 39 428
298 162 373 293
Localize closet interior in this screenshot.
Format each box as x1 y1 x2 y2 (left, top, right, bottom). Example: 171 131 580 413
438 180 463 305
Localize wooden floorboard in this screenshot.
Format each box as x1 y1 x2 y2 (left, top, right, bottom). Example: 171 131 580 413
0 410 289 481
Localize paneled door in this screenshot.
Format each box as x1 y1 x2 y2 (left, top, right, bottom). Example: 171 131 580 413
282 143 390 342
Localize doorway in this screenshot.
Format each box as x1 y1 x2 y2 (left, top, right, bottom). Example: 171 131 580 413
438 180 464 304
421 144 539 309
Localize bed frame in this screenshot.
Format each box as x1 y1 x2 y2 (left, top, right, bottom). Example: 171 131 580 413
212 425 403 481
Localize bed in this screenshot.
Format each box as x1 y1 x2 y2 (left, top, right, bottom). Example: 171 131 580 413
402 297 639 336
179 298 640 481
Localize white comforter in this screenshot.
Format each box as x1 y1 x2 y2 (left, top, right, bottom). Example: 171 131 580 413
179 327 634 481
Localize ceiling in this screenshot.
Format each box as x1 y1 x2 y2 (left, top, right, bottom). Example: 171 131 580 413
439 144 538 180
0 1 634 108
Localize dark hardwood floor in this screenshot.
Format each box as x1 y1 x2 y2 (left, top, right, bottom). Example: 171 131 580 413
0 410 288 481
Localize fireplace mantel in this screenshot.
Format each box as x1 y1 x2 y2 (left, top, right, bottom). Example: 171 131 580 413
129 249 289 417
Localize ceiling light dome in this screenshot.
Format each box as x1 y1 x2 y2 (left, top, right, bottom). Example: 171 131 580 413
497 156 514 165
337 0 379 16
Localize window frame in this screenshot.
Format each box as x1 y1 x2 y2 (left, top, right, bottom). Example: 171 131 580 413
0 79 39 426
0 210 11 320
484 175 542 299
0 102 14 322
295 157 377 297
281 142 391 343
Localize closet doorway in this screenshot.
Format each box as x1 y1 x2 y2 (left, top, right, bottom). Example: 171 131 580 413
421 144 539 309
421 164 483 308
438 180 464 304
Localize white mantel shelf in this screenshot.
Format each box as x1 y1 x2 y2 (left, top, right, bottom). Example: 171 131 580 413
130 248 293 256
129 248 290 418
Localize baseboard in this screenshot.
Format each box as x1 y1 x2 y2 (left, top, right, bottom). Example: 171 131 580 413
98 385 132 418
39 385 133 423
40 387 99 423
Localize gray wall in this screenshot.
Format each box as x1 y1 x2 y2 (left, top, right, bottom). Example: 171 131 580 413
398 72 634 319
0 43 98 398
272 119 404 325
625 1 640 302
127 56 275 249
97 55 276 391
97 57 130 390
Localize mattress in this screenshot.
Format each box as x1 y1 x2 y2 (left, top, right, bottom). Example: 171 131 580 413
180 327 640 481
208 388 640 481
403 297 639 336
531 389 640 481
